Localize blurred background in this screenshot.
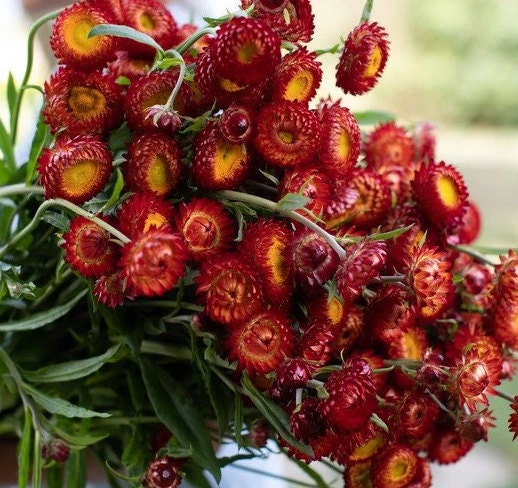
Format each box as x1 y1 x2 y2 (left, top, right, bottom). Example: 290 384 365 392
1 0 517 487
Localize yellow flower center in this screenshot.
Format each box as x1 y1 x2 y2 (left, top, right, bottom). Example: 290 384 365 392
266 237 289 284
284 71 312 101
364 45 383 78
143 212 169 232
327 296 344 324
147 155 172 195
138 12 156 32
337 130 351 161
237 42 259 64
219 77 244 93
64 13 102 54
62 159 101 196
69 86 106 119
214 142 246 181
437 174 459 208
350 433 385 462
278 130 294 144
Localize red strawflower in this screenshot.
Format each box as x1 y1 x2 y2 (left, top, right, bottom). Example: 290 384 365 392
325 169 391 229
211 17 281 86
42 67 123 136
142 455 184 488
87 0 125 24
397 391 439 439
270 47 322 103
50 2 118 69
334 422 386 465
172 197 235 262
318 104 361 175
428 428 474 465
276 357 316 389
120 227 188 298
371 444 418 488
459 408 496 443
335 239 388 304
278 166 331 218
364 122 415 170
192 122 251 190
286 226 340 294
249 419 270 448
407 457 432 488
344 461 373 488
121 0 178 57
41 438 70 463
297 320 336 366
226 310 295 375
336 22 390 95
218 104 255 144
412 161 469 229
492 298 518 350
508 396 518 440
307 294 347 328
254 101 322 168
37 134 112 204
319 358 378 432
378 162 415 205
243 0 315 43
195 253 264 326
329 303 364 357
124 131 182 196
124 69 193 131
106 50 154 81
62 215 120 279
290 397 325 442
404 244 454 321
452 199 481 245
93 270 126 308
238 218 294 305
493 249 518 295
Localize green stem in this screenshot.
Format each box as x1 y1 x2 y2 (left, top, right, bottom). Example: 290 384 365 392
451 244 497 266
0 183 44 199
0 198 130 259
494 389 516 404
360 0 375 23
174 27 217 55
217 190 346 260
10 10 61 144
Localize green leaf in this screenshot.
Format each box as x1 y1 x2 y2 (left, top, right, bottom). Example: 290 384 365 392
64 449 87 488
17 408 32 488
241 373 313 457
276 192 310 213
89 24 164 54
23 384 111 418
99 168 125 213
354 110 395 125
0 288 87 332
182 460 214 488
121 427 150 478
26 118 49 184
41 211 70 231
22 344 121 383
7 73 17 117
52 425 109 448
139 358 221 483
32 429 43 488
0 116 16 180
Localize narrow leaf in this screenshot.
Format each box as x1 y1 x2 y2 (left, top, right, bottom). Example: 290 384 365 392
17 408 32 488
24 384 111 418
241 373 313 457
7 74 17 116
139 358 221 483
0 116 16 179
41 211 71 231
0 289 87 332
64 449 87 488
276 192 310 213
26 118 49 184
32 429 43 488
22 344 121 383
89 24 164 54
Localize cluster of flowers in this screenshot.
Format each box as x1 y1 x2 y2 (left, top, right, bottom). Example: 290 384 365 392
35 0 518 486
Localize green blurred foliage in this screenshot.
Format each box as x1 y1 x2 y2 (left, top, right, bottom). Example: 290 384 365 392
406 0 518 126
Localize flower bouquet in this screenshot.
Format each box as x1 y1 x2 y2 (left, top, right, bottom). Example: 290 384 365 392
1 0 518 486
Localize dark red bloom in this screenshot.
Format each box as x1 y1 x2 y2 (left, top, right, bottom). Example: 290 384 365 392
142 455 183 488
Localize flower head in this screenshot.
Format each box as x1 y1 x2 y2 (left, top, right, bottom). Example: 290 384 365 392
37 134 112 204
372 444 418 488
120 227 188 298
50 2 118 69
336 22 390 95
218 104 255 144
93 270 126 308
508 396 518 441
142 455 184 488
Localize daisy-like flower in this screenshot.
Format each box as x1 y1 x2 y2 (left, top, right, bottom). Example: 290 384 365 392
124 69 193 132
371 444 418 488
106 50 154 82
124 131 182 196
334 422 387 465
37 134 112 204
211 17 281 87
344 461 373 488
278 166 331 218
452 199 481 245
50 2 118 69
195 253 264 326
329 303 364 357
491 298 518 350
173 197 235 261
254 101 322 168
120 0 178 57
412 160 469 229
508 396 518 440
192 122 251 190
452 349 501 413
336 22 390 96
318 358 378 432
87 0 125 24
225 310 295 375
404 244 454 322
238 218 294 305
270 47 322 103
242 0 315 43
42 67 123 136
297 320 336 366
397 391 439 439
115 192 174 239
317 104 361 176
286 226 340 294
93 270 125 308
363 122 415 171
62 215 120 279
325 169 392 229
428 427 474 465
120 226 188 298
218 104 255 144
